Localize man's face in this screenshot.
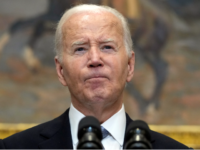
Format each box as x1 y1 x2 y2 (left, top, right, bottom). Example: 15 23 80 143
55 11 134 111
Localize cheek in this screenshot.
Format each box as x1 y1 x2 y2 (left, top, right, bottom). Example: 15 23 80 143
113 57 129 80
65 64 77 77
112 55 128 71
106 60 124 83
63 58 85 81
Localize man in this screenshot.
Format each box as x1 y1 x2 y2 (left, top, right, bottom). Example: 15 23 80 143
0 4 189 149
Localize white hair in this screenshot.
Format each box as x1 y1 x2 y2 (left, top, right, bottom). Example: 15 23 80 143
55 4 133 61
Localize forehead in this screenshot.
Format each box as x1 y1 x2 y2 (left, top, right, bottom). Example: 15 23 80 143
62 11 124 38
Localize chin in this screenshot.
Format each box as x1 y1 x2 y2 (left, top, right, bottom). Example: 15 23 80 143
83 91 103 101
84 86 116 101
89 95 106 102
88 92 115 104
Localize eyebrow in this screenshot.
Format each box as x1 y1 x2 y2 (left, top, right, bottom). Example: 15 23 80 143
102 38 122 50
71 38 116 47
71 40 87 47
101 38 115 43
101 38 119 48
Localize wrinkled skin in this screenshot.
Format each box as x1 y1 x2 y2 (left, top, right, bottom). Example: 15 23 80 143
55 11 135 123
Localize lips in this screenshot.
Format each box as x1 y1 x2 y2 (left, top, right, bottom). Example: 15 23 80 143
85 73 108 81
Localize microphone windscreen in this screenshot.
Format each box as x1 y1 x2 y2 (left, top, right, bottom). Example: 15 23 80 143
126 120 151 141
78 116 101 140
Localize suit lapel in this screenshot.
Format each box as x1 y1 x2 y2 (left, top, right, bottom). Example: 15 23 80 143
38 109 73 149
37 109 155 149
123 113 132 148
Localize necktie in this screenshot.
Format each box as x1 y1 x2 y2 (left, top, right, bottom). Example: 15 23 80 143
101 126 109 150
101 126 109 139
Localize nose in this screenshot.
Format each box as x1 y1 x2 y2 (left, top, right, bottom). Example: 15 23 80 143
87 46 103 68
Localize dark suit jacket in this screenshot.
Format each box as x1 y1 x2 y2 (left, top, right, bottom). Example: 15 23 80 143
0 108 189 149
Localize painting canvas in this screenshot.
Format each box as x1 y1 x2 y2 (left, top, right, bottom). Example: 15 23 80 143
0 0 200 126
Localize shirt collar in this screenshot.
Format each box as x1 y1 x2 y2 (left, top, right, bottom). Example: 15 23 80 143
69 103 126 147
101 104 126 146
69 103 85 146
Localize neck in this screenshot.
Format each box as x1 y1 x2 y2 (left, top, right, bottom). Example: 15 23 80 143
72 100 123 123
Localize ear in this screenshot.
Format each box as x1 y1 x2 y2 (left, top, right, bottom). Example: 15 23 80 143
54 56 68 86
126 52 135 82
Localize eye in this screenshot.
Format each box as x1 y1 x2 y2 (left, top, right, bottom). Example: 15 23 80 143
72 47 87 55
75 47 85 52
101 45 116 53
104 45 112 49
72 44 90 55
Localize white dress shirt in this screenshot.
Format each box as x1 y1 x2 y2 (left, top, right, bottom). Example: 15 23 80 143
69 103 126 150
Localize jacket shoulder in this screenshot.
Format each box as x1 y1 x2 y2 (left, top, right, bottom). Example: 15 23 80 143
2 121 51 149
125 113 190 149
151 130 190 149
0 139 5 149
2 109 69 149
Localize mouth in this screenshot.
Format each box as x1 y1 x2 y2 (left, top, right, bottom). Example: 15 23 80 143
85 76 108 89
87 77 107 81
85 74 108 82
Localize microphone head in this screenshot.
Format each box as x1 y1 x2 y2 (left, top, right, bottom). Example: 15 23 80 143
78 116 102 140
126 120 151 142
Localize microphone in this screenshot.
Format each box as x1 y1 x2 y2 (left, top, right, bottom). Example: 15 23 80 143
77 116 103 149
124 120 152 149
